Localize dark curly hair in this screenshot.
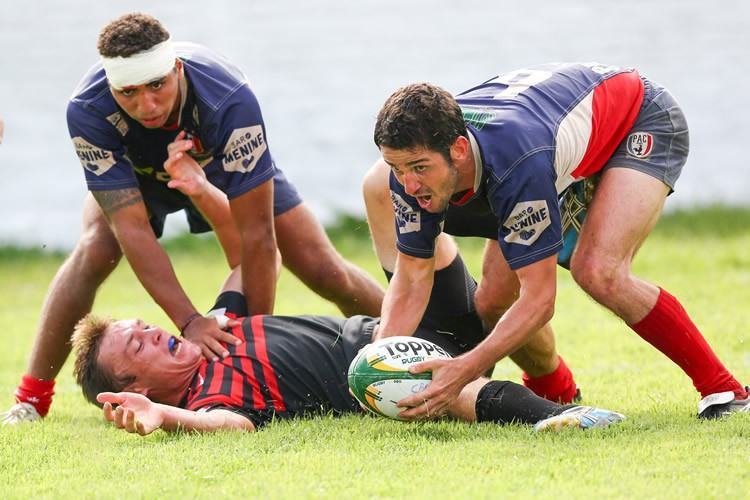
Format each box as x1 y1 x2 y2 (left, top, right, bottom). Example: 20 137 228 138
374 82 467 160
97 12 170 58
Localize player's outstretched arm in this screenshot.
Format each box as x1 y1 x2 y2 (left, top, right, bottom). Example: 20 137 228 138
92 188 239 360
97 392 255 435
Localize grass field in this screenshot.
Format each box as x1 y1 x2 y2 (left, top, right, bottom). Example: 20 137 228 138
1 206 749 498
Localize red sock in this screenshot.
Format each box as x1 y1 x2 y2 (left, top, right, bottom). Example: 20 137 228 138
630 288 746 399
15 375 56 417
522 356 578 404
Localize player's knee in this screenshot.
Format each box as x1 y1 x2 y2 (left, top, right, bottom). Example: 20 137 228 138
570 253 625 301
72 224 122 278
474 285 516 326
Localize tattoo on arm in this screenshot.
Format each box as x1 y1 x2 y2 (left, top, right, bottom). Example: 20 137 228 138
92 188 144 217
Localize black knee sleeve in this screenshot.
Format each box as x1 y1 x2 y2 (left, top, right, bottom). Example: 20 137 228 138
208 291 248 318
383 254 486 351
475 380 566 425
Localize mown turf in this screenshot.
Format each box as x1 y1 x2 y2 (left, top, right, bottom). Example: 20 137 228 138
1 206 749 498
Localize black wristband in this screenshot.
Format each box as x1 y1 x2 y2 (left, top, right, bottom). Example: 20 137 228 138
180 312 203 335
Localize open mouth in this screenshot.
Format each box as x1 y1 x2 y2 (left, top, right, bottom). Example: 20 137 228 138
168 336 182 356
416 194 432 209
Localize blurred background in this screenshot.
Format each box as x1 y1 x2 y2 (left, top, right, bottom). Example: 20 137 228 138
1 0 747 250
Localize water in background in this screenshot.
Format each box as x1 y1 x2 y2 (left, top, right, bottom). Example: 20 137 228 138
1 0 747 249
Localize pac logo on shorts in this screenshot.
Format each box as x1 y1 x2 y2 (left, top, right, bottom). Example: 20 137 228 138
503 200 550 246
222 125 267 173
391 191 421 234
626 132 654 159
72 137 116 176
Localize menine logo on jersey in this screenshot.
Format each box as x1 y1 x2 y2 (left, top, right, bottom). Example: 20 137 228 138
222 125 266 173
503 200 550 246
626 132 654 159
391 191 421 234
72 137 116 176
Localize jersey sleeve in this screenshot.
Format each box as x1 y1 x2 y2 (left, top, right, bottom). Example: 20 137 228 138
389 173 446 259
203 85 277 200
195 405 268 429
489 151 564 270
66 101 138 191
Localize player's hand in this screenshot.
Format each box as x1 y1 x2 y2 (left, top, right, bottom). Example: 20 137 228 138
164 130 208 197
97 392 163 436
396 357 475 420
182 315 242 361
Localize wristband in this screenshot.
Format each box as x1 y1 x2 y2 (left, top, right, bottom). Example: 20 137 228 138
180 312 203 335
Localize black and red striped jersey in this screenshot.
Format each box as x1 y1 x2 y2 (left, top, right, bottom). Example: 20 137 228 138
180 314 376 427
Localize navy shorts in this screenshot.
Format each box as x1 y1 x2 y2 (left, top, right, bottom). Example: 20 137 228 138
557 77 690 267
602 77 689 190
141 167 303 238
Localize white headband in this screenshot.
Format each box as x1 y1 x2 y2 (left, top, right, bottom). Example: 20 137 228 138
101 38 177 90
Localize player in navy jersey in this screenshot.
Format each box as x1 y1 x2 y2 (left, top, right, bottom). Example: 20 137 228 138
363 63 749 420
70 266 626 434
1 12 383 425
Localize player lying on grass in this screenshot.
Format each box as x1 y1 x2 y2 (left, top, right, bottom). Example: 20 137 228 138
72 266 625 435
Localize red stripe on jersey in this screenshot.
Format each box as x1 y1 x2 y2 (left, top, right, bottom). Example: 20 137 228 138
251 315 287 412
571 70 644 179
206 359 225 396
233 321 265 410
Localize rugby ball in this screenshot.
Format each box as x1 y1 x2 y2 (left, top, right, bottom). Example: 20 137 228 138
348 336 452 420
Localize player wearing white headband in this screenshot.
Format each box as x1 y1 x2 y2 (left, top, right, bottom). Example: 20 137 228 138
1 12 384 425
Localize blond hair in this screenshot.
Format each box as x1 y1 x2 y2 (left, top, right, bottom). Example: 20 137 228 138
72 314 133 406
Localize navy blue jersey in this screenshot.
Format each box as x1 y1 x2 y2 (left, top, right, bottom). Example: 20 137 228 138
67 42 275 201
392 62 645 269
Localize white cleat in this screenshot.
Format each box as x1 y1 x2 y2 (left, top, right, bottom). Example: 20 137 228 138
534 406 626 432
1 403 41 425
697 387 750 419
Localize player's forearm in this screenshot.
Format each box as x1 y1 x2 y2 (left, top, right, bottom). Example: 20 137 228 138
240 234 277 314
116 224 199 328
461 289 555 378
157 404 255 433
189 184 241 268
377 256 435 338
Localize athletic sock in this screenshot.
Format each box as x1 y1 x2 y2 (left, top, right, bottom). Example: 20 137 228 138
15 375 56 417
475 380 569 425
522 356 578 404
630 287 747 399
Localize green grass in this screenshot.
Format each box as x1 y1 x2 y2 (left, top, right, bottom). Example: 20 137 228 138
2 206 750 498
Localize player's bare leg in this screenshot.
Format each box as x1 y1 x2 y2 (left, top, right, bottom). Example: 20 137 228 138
570 168 665 321
570 167 746 409
5 195 121 421
274 203 384 317
474 241 578 402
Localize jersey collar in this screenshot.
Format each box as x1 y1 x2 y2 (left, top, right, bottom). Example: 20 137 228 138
160 67 189 131
450 129 484 206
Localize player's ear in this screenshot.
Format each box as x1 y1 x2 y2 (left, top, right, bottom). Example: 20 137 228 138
450 135 470 162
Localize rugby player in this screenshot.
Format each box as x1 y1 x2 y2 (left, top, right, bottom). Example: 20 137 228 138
363 63 749 420
1 12 383 424
72 266 625 435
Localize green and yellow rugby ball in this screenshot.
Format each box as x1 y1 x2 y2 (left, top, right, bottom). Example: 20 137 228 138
348 336 452 420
